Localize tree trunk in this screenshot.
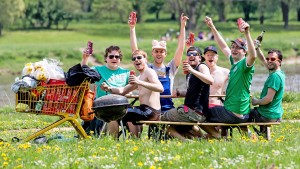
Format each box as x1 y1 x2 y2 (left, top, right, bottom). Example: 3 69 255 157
281 1 289 29
259 14 264 25
297 8 300 21
0 22 2 36
243 6 251 21
170 12 176 20
156 11 159 20
217 1 226 22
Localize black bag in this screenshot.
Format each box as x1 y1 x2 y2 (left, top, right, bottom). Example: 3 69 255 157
65 64 101 86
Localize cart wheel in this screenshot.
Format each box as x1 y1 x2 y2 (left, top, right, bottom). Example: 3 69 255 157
12 137 21 142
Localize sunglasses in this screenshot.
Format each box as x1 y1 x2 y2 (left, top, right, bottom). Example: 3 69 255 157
187 52 199 57
266 57 280 62
131 55 143 61
108 55 120 59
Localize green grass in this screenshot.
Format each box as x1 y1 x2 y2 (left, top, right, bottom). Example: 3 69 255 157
0 19 300 74
0 111 299 168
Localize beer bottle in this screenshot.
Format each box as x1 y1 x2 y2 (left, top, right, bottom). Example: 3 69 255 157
255 30 265 49
35 90 46 111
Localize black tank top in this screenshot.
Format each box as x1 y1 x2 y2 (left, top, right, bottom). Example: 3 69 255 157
184 63 210 114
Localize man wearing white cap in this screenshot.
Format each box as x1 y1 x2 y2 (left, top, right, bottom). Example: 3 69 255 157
204 16 257 138
128 13 188 113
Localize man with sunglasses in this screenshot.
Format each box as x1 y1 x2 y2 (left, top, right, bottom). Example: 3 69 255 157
204 16 257 138
81 45 130 138
161 47 214 141
248 48 285 126
101 50 164 137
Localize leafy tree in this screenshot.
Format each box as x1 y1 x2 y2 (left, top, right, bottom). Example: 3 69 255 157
93 0 133 23
146 0 165 20
232 0 258 21
0 0 25 36
22 0 81 29
77 0 94 12
211 0 228 22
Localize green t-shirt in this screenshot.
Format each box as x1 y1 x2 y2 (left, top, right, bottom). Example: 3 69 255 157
224 56 254 115
257 70 285 119
93 66 129 98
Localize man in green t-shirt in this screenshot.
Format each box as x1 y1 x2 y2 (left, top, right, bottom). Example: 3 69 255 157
249 48 285 122
81 45 129 138
202 16 257 138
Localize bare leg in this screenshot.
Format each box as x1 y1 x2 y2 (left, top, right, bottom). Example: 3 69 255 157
107 121 119 139
127 122 143 138
200 126 221 139
166 126 186 141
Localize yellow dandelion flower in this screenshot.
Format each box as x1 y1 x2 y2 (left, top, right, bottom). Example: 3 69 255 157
168 161 173 165
37 148 42 153
2 162 8 166
133 146 138 151
160 140 165 144
208 139 214 144
174 155 180 161
154 157 159 162
113 157 117 161
3 157 8 161
126 140 130 143
150 165 156 169
1 153 6 157
137 162 143 167
14 164 23 168
176 142 182 146
158 167 162 169
150 151 155 155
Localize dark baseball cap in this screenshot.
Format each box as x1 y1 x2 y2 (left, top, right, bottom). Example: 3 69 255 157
187 46 203 56
204 46 218 54
231 38 247 51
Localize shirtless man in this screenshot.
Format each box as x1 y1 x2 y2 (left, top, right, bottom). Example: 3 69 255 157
101 50 164 137
203 46 229 107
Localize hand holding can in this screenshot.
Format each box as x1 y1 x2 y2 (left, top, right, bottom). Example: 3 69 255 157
129 11 137 25
183 60 189 74
87 40 93 55
237 18 245 33
129 70 136 84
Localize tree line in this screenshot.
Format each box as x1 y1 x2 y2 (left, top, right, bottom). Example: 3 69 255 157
0 0 299 36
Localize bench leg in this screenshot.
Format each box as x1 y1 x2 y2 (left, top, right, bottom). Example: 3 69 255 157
260 125 271 140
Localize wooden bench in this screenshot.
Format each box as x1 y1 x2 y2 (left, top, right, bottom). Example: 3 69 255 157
126 94 280 140
136 120 280 140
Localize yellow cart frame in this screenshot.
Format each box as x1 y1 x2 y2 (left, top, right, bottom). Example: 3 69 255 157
15 81 89 142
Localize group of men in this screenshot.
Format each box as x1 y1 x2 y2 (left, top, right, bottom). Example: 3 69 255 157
81 14 285 141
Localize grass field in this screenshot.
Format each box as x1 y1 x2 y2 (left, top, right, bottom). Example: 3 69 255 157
0 19 299 74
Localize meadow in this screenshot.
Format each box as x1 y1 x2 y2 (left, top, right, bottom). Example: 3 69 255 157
0 17 300 168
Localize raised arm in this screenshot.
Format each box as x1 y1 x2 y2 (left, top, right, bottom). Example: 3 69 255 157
242 22 257 66
81 49 89 66
256 47 268 69
173 13 189 67
205 16 231 58
128 14 138 52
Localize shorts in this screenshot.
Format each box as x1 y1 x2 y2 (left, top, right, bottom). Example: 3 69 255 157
248 108 281 122
161 105 206 122
207 106 248 123
122 104 161 123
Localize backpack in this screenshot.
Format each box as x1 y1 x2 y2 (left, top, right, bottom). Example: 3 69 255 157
80 89 95 121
